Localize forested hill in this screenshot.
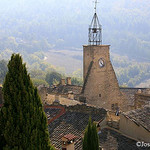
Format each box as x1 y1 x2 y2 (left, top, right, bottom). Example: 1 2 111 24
0 0 150 87
0 0 150 61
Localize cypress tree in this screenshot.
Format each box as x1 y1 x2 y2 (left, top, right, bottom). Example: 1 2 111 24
0 54 54 150
83 117 99 150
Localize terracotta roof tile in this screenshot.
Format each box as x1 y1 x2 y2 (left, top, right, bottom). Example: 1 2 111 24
63 134 77 141
124 105 150 132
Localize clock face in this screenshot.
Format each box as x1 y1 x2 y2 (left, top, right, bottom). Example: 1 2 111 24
99 58 105 68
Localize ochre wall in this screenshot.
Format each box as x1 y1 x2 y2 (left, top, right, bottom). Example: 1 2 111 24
119 114 150 142
83 45 125 110
135 93 150 109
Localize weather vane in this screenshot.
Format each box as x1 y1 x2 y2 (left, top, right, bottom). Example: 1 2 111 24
93 0 99 13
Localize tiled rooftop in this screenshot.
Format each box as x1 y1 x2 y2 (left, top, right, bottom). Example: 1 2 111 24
51 85 82 95
99 128 148 150
124 105 150 132
47 107 106 150
63 134 77 141
45 107 61 121
45 105 144 150
46 94 81 106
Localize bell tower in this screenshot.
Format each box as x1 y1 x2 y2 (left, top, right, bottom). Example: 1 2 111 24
82 1 122 110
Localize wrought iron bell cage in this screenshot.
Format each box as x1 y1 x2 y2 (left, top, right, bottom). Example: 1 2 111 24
88 13 102 45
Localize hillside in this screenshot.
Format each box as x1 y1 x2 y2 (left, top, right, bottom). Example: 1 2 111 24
0 0 149 87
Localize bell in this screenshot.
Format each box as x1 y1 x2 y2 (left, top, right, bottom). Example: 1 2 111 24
92 28 97 33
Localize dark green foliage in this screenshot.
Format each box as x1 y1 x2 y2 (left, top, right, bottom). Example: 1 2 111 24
113 55 150 87
31 78 49 87
0 54 55 150
83 118 99 150
0 60 8 84
45 72 62 87
0 1 149 88
0 0 150 60
71 77 83 86
29 69 46 80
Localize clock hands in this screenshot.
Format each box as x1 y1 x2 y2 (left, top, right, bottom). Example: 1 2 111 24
99 58 105 68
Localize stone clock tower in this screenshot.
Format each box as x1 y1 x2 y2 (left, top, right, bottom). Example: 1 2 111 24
82 2 123 110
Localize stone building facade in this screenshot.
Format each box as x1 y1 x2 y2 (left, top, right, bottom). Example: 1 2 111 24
82 45 125 111
134 90 150 109
119 105 150 142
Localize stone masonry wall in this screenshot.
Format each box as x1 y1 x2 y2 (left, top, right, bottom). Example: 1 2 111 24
83 45 125 111
120 88 149 111
135 93 150 109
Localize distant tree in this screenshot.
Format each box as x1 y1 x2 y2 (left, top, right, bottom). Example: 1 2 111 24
1 49 13 60
29 69 46 80
32 78 49 87
83 118 99 150
73 69 82 78
0 54 54 150
128 65 140 78
71 77 83 86
45 72 62 86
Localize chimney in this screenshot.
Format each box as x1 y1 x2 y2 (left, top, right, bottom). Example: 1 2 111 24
137 89 142 94
61 79 66 85
53 95 60 106
61 134 77 150
66 77 71 85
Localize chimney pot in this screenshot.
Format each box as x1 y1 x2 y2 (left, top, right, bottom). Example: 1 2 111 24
60 79 66 85
67 77 71 85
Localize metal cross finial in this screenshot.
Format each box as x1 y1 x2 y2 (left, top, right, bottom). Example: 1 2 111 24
93 0 99 13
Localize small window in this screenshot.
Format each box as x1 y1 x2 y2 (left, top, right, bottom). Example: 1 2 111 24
99 94 101 97
111 104 114 110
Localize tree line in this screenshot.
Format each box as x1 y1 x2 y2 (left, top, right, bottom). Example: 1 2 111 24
0 50 83 87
